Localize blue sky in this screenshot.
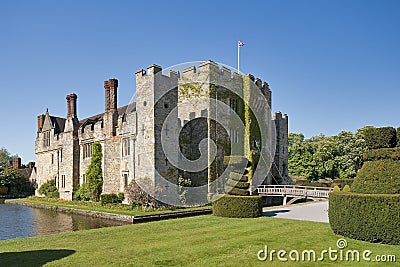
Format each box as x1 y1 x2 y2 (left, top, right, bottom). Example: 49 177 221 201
1 0 399 163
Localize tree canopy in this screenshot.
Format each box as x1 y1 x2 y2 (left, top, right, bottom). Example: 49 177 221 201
288 129 366 180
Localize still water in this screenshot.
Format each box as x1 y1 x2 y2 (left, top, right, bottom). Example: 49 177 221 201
0 204 127 241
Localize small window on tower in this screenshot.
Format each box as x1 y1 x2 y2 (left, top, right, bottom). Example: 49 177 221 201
122 138 130 157
124 173 129 187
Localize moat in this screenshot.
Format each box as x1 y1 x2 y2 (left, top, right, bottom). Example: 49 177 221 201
0 203 127 241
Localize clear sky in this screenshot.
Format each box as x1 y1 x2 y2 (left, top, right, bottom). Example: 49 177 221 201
1 0 399 163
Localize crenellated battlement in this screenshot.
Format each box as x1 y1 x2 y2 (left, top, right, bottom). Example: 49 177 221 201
136 64 181 80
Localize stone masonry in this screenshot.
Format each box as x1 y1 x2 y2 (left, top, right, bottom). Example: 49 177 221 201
34 60 289 200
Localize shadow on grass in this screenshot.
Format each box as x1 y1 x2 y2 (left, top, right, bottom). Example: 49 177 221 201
0 249 75 267
263 209 290 217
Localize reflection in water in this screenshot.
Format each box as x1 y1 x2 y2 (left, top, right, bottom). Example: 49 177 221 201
0 204 127 241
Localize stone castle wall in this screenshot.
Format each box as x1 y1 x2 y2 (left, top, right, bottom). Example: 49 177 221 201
34 61 289 200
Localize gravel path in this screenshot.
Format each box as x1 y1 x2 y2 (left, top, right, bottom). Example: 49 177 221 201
263 201 329 223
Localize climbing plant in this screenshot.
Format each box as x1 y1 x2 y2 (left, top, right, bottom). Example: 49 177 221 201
86 142 103 201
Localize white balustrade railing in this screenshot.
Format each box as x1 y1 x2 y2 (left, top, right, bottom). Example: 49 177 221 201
257 185 333 199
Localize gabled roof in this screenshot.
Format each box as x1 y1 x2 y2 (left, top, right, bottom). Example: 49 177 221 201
78 103 135 128
50 116 66 133
19 167 33 180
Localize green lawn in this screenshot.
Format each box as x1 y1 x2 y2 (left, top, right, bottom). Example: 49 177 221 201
0 215 398 266
8 197 210 216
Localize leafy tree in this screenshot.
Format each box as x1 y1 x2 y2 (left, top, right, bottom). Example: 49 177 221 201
0 148 11 164
86 142 103 201
335 131 365 178
288 133 317 180
288 129 366 181
313 136 339 179
0 164 27 194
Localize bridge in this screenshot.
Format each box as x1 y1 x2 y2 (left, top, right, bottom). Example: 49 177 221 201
257 185 333 205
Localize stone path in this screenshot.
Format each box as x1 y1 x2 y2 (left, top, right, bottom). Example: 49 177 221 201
263 201 329 223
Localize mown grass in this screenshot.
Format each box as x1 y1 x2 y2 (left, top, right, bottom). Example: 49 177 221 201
0 215 398 266
8 197 210 216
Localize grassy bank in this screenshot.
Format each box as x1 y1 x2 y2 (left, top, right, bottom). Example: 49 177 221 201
8 197 210 216
0 215 398 266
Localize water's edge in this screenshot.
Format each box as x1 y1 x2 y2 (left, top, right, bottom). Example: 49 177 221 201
6 200 212 223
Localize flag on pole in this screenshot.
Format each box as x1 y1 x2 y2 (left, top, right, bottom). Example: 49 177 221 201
238 40 245 47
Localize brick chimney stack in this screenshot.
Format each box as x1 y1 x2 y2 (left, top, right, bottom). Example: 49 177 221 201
66 93 78 118
104 78 118 112
11 157 21 169
104 78 118 136
37 114 45 133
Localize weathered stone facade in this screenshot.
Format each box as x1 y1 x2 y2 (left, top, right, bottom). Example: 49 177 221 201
34 61 289 200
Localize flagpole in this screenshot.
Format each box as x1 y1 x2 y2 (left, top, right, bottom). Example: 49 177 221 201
237 43 240 74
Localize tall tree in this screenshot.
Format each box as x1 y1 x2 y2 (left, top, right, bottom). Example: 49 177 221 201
0 148 11 165
288 130 366 181
288 133 317 180
86 142 103 201
0 164 26 194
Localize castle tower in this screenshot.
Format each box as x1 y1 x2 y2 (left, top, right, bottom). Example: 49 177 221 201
271 112 289 184
135 64 179 191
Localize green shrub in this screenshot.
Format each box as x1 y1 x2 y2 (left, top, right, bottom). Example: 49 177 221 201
333 185 340 192
73 183 90 201
331 178 353 189
0 186 8 195
226 180 249 189
100 193 122 205
364 127 397 149
352 160 400 194
212 194 263 218
224 156 251 196
342 185 350 192
224 186 249 196
117 192 124 202
38 180 59 198
329 192 400 244
363 147 400 161
228 172 249 183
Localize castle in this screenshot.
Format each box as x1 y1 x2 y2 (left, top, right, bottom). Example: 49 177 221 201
34 61 288 201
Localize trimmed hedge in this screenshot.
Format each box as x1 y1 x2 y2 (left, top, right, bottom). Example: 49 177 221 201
100 193 124 205
224 186 249 196
212 194 263 218
363 147 400 161
331 179 354 189
352 160 400 194
329 192 400 244
228 172 249 183
364 127 397 149
226 180 249 189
